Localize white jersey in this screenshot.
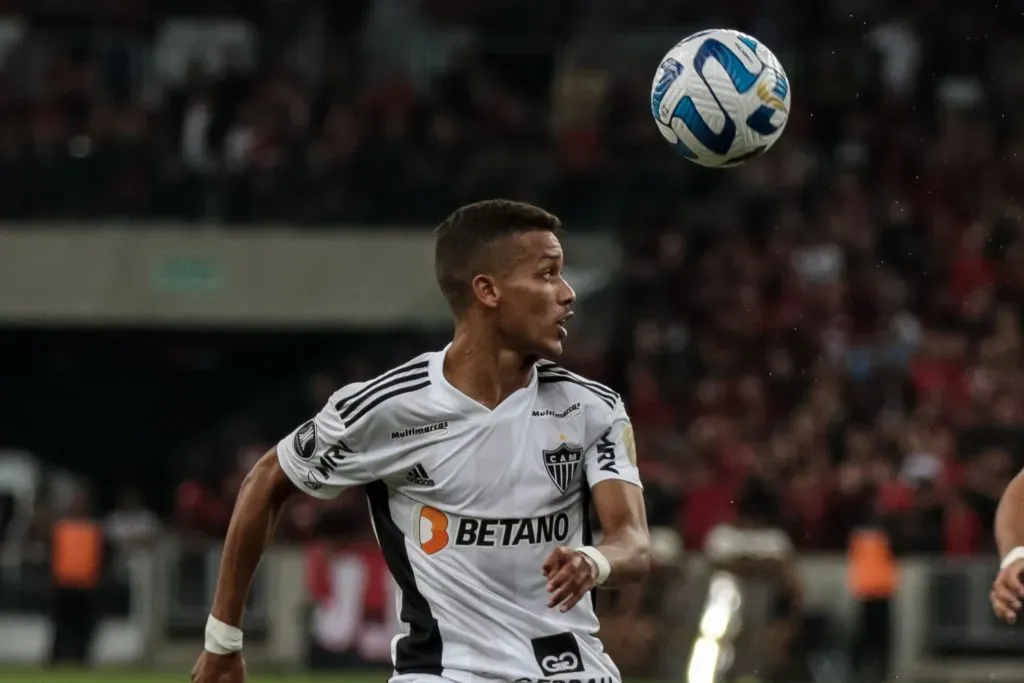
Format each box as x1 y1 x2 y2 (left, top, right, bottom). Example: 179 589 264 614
277 346 642 683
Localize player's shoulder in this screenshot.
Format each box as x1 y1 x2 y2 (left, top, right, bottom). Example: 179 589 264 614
326 351 440 443
535 360 622 416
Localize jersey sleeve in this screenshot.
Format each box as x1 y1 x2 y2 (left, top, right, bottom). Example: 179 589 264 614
276 396 376 500
583 398 643 489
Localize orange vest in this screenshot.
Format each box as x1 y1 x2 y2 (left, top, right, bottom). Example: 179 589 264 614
847 527 897 599
52 518 103 589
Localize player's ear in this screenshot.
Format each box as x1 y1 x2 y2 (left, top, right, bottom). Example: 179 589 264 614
471 273 501 309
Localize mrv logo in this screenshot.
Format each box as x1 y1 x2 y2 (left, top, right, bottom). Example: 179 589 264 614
303 442 351 491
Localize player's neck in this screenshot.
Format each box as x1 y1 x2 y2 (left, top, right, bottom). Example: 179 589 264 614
444 330 535 410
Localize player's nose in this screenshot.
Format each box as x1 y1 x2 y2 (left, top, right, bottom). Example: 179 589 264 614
559 279 576 306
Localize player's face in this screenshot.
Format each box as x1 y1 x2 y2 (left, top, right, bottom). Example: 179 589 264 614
493 230 576 359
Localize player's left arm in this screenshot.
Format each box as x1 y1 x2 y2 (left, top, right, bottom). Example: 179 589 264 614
544 398 651 611
587 479 651 586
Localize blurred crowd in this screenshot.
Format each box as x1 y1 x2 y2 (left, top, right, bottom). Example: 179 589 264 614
2 0 1024 558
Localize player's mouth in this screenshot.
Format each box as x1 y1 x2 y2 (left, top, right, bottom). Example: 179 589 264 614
556 311 574 340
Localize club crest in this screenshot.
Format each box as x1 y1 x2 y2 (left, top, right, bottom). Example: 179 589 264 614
543 443 583 494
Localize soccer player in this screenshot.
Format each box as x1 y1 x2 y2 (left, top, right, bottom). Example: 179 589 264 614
191 200 651 683
992 470 1024 623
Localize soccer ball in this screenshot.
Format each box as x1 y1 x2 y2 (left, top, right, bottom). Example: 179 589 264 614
650 29 791 168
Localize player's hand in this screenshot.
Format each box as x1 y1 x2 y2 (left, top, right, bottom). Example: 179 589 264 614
191 650 246 683
991 559 1024 624
543 546 598 613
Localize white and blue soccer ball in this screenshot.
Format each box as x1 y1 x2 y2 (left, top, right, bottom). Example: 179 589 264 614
651 29 791 168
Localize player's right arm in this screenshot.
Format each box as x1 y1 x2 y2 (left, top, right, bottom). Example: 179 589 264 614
193 392 379 682
208 448 294 630
992 469 1024 623
191 448 291 683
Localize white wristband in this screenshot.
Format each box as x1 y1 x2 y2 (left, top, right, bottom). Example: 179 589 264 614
205 615 243 654
1001 547 1024 570
576 546 611 586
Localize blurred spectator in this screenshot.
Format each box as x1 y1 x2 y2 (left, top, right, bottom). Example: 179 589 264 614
104 486 161 549
847 523 897 683
49 488 104 666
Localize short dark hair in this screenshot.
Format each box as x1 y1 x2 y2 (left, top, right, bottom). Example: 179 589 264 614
434 199 562 313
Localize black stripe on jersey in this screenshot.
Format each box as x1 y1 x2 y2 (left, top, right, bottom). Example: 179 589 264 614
334 359 430 418
537 375 617 410
580 469 597 612
366 481 444 675
536 366 619 408
345 381 432 427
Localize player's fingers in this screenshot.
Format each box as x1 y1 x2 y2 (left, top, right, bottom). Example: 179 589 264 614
542 550 557 575
547 560 584 600
992 589 1018 623
995 579 1023 609
547 556 582 592
547 583 574 608
992 584 1021 620
546 572 574 606
556 572 595 612
558 569 596 612
542 547 569 575
1005 568 1024 598
547 572 586 608
992 584 1014 608
548 562 593 608
992 599 1012 623
559 586 588 613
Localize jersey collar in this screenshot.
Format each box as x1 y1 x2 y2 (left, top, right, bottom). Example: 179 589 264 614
430 343 538 415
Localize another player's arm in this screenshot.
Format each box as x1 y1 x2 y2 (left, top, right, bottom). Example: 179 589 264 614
991 469 1024 622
